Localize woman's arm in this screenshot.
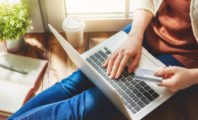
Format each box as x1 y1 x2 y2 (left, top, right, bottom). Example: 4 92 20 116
103 9 153 79
129 9 153 39
155 67 198 92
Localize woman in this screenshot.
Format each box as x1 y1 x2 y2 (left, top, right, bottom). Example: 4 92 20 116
104 0 198 92
8 0 198 120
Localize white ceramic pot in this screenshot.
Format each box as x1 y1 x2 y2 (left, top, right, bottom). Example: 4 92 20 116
5 38 24 53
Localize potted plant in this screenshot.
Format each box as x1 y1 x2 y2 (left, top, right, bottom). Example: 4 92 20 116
0 0 32 52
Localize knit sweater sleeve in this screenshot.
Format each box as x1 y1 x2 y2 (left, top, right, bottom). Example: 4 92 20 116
132 0 163 16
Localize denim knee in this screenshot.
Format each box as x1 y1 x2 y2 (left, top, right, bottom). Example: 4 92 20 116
58 69 95 98
83 88 121 120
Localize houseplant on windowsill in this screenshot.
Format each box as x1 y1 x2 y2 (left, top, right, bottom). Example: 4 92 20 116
0 0 32 53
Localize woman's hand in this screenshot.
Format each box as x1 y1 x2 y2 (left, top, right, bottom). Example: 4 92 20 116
103 9 153 79
103 34 143 79
155 66 198 92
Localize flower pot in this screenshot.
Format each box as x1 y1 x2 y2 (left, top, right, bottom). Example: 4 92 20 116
5 38 25 53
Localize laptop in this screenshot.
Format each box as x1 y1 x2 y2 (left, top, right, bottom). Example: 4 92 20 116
48 24 174 120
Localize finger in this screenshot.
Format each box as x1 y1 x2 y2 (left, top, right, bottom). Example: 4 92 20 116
107 53 118 75
158 81 178 92
110 53 123 79
104 49 119 68
154 66 177 77
103 57 110 68
115 55 129 79
128 54 141 73
159 78 174 88
170 88 178 92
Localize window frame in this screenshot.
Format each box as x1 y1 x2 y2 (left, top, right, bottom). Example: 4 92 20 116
40 0 134 32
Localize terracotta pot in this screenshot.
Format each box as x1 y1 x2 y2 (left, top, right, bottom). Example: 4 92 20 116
5 38 25 53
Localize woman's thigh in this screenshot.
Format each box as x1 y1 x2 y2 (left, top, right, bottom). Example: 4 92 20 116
13 88 121 120
8 69 95 120
142 36 184 67
58 69 95 97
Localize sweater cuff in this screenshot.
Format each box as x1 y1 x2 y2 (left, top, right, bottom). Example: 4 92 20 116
132 0 161 16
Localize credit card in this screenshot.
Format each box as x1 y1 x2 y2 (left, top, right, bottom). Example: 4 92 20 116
134 68 162 83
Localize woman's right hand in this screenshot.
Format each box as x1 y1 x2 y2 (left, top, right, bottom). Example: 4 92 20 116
103 9 153 79
103 33 143 79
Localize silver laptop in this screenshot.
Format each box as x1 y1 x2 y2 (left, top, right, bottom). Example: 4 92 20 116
48 24 174 120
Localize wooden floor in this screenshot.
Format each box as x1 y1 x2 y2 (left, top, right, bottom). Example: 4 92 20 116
1 32 198 120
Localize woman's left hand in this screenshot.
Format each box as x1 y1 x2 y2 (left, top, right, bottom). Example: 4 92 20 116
154 66 198 92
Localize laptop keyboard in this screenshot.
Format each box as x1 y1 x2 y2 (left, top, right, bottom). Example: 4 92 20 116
86 47 159 114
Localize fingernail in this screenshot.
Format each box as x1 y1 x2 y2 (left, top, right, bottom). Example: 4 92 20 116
107 71 110 75
110 74 113 79
115 75 119 79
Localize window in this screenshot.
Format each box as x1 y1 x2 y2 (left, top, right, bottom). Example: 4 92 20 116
41 0 135 32
66 0 125 18
65 0 135 31
66 0 135 18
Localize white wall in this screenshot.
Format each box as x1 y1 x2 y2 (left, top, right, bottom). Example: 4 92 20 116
40 0 66 32
27 0 45 33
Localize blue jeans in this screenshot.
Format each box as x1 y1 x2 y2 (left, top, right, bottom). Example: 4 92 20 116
8 25 184 120
8 70 121 120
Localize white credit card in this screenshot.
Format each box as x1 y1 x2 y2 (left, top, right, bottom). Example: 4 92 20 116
134 68 162 83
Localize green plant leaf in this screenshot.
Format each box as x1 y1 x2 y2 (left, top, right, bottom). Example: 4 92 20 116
0 1 32 41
